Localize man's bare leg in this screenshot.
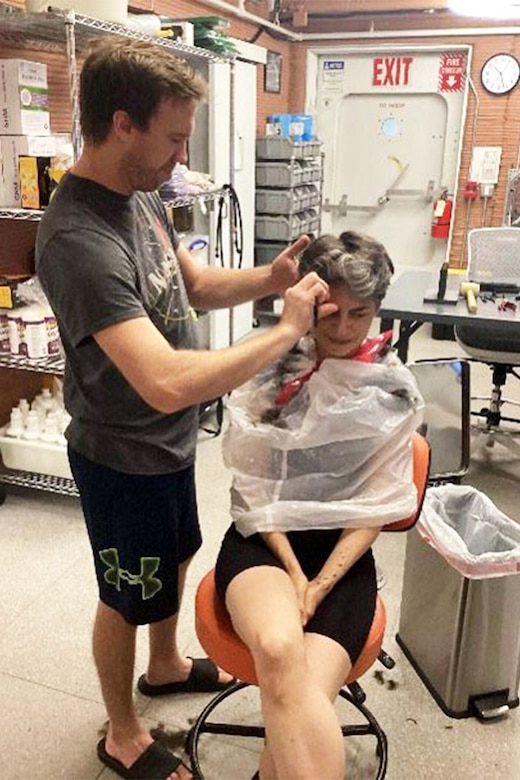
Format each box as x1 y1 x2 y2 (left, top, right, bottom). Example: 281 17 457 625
93 600 192 779
145 559 233 686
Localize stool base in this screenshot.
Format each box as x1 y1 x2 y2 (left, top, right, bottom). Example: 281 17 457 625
186 680 388 779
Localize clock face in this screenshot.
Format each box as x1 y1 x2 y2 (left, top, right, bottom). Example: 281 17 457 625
481 53 520 95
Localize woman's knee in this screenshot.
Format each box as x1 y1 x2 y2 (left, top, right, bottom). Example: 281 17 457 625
251 625 306 682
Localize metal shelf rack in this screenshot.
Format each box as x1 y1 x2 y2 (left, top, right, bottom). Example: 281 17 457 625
0 9 229 61
0 469 78 497
0 353 65 374
0 190 228 222
0 9 231 502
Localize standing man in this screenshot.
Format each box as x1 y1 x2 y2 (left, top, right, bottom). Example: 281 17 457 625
36 39 328 780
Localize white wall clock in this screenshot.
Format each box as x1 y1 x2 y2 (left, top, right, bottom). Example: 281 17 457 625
480 53 520 95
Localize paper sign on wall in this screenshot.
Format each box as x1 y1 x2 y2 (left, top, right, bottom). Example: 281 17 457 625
322 60 345 91
469 146 502 184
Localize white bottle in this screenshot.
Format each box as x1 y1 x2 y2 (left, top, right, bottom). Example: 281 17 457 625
7 310 22 356
23 306 48 361
30 400 47 428
0 309 10 355
44 306 61 356
22 410 41 440
17 398 30 423
35 388 54 412
5 408 24 438
40 412 60 443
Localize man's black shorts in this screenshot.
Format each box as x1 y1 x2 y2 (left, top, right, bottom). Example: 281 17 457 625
69 447 202 625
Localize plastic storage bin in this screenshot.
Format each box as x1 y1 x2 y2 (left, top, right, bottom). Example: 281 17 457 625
256 136 321 160
255 185 320 214
254 243 288 267
397 485 520 720
255 213 305 241
256 160 304 189
0 427 72 479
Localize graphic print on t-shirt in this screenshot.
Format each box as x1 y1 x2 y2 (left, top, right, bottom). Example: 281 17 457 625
137 197 198 330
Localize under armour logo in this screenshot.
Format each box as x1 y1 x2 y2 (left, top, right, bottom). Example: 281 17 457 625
99 548 163 600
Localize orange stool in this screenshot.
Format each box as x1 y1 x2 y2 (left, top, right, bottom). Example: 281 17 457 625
187 433 430 779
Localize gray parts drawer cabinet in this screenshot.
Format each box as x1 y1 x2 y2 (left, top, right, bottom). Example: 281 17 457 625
254 134 324 320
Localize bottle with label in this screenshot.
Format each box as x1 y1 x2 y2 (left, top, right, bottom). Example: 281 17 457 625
23 306 48 360
0 309 10 354
7 309 23 356
44 306 61 355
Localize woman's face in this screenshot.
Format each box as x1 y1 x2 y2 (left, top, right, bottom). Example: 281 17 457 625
314 285 377 361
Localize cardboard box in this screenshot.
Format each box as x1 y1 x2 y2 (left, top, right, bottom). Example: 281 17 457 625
19 155 47 209
0 135 57 207
169 22 195 47
0 59 50 136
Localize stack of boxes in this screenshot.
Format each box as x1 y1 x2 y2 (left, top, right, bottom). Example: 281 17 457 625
0 58 66 363
0 58 72 209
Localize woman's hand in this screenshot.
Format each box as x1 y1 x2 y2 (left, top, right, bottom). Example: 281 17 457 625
301 579 328 626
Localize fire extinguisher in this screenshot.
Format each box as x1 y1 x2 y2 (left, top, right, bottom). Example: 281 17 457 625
431 189 453 239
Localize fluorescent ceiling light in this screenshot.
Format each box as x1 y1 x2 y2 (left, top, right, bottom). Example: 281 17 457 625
449 0 520 18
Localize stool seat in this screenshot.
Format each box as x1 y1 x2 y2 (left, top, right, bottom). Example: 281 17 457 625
195 568 387 687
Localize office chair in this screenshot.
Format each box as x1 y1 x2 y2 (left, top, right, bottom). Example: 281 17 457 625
186 433 431 780
454 228 520 451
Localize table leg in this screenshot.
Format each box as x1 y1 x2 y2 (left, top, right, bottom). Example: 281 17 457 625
380 317 394 333
394 320 424 362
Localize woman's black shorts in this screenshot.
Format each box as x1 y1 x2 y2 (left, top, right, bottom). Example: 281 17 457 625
215 524 377 665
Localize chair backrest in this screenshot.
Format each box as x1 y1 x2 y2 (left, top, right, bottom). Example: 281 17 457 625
383 432 430 533
467 227 520 286
457 230 520 361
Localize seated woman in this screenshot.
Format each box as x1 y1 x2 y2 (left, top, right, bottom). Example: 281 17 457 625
214 231 424 780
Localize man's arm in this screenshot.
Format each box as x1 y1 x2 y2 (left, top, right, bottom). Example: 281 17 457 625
94 271 329 414
177 235 310 310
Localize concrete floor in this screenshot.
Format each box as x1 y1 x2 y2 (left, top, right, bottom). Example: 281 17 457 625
0 323 519 779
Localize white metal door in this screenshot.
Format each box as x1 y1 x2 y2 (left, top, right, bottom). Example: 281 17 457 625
308 48 469 273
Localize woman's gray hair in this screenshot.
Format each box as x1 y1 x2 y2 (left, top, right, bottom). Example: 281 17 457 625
299 231 394 307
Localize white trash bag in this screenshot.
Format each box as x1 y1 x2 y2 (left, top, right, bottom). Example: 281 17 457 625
417 484 520 579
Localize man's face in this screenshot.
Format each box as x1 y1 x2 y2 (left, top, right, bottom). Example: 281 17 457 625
120 96 197 192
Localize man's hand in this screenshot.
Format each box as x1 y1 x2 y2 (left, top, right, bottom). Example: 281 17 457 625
279 271 333 339
269 234 311 295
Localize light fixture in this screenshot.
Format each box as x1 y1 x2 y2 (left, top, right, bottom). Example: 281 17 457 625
449 0 520 18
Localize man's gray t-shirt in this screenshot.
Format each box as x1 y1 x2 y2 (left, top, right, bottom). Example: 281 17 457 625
36 172 201 474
